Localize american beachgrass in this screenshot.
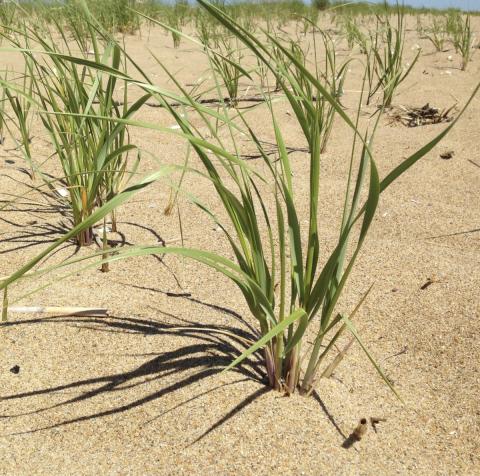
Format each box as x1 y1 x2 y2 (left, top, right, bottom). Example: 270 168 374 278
0 20 145 246
422 15 448 52
0 1 18 34
365 4 420 108
195 12 217 47
0 71 7 144
62 0 140 36
341 14 368 53
445 10 477 71
2 1 479 398
282 26 348 153
2 55 35 173
447 9 463 52
297 8 319 37
166 8 182 49
453 13 475 71
208 35 246 107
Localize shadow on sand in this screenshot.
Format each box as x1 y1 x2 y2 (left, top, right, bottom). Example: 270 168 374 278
1 300 345 445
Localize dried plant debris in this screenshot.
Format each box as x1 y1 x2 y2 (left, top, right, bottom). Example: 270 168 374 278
342 418 368 448
387 103 457 127
440 150 454 160
420 275 444 290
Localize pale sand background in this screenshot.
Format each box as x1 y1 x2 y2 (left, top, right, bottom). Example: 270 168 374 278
1 16 479 475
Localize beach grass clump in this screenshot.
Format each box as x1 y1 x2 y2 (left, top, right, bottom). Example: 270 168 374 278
67 0 140 35
342 14 368 53
1 1 479 399
298 8 320 36
452 14 475 70
2 21 144 245
423 15 448 52
208 36 245 107
166 0 192 48
125 0 478 395
446 10 463 51
89 1 477 396
312 0 330 11
196 12 221 48
0 2 17 34
0 69 10 146
167 11 182 49
0 53 35 169
367 5 419 107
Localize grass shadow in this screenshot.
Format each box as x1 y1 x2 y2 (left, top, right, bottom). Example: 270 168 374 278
2 309 346 444
0 312 268 440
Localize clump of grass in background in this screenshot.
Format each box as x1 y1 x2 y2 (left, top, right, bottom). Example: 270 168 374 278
0 2 17 40
66 0 140 35
208 36 245 107
1 54 35 171
196 12 220 48
4 85 34 171
446 9 462 51
63 0 91 44
256 53 270 90
167 11 182 49
239 9 257 33
0 74 7 145
174 0 190 26
298 8 319 36
312 0 330 11
416 15 424 38
271 42 291 91
453 14 475 70
368 5 419 107
423 15 448 52
166 0 192 49
342 14 368 53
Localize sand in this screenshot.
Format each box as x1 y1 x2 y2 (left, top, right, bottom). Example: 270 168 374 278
1 15 479 476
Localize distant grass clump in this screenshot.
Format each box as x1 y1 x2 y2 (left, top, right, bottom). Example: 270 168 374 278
0 76 6 144
423 16 448 52
312 0 330 11
208 36 245 106
367 5 419 107
67 0 140 35
342 14 368 53
449 13 475 70
196 12 223 48
166 10 182 48
3 78 34 171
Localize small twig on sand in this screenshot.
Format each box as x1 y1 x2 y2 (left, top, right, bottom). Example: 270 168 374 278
7 306 108 316
342 418 368 448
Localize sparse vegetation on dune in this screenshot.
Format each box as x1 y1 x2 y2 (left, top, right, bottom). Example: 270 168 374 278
0 2 479 469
